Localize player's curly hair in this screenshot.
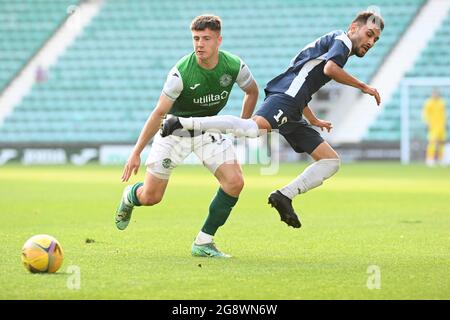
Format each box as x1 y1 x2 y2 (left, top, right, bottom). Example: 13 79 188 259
190 14 222 33
352 11 384 31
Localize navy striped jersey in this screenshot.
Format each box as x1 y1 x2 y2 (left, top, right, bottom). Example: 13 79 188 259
264 30 352 106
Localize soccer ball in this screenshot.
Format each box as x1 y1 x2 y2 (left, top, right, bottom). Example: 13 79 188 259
21 234 64 273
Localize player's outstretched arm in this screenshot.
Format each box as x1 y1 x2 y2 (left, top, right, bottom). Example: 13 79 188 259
121 95 173 182
324 60 381 106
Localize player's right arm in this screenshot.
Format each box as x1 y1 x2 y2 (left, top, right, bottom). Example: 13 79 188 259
122 65 183 181
121 95 174 182
323 60 381 106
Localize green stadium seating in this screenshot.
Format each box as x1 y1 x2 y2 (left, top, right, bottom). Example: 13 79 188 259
0 0 73 89
0 0 424 143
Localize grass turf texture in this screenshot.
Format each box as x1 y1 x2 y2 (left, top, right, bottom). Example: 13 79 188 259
0 163 449 299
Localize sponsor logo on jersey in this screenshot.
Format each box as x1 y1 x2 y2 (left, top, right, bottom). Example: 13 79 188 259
219 74 232 87
193 90 229 106
190 83 201 90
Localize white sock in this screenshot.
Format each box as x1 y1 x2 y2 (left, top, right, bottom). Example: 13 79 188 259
195 231 213 245
279 159 340 199
123 186 133 206
179 115 259 138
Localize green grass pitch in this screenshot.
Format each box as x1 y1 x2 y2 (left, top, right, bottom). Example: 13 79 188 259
0 163 449 299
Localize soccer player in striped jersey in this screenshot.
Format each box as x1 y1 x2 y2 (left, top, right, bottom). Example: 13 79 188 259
162 12 384 228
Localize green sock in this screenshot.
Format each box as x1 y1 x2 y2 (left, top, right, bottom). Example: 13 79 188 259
201 188 238 236
127 182 143 206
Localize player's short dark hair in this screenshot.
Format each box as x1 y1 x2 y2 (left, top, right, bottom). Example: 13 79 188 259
190 14 222 33
351 11 384 31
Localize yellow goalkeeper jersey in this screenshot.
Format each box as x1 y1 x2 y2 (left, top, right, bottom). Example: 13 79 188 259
423 97 446 130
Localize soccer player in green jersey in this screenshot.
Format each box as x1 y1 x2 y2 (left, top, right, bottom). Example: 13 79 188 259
115 15 259 258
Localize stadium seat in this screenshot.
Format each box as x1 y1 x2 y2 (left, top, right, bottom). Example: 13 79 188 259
0 0 73 89
0 0 425 144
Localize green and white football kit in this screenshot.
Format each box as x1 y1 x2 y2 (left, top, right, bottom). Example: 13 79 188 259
116 50 254 258
146 50 254 179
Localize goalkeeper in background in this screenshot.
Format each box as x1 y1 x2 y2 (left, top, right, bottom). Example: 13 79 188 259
423 89 447 166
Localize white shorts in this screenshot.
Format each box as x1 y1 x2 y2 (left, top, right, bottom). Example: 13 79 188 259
145 131 237 180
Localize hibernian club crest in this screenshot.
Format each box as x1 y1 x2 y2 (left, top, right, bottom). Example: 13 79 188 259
219 74 232 87
162 158 173 169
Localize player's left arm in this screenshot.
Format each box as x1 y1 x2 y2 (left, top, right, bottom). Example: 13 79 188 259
236 60 259 119
303 105 333 132
240 80 259 119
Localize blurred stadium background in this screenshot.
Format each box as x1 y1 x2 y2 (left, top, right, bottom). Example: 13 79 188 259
0 0 449 165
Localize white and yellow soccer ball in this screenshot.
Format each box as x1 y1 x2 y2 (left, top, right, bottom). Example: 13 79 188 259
21 234 64 273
